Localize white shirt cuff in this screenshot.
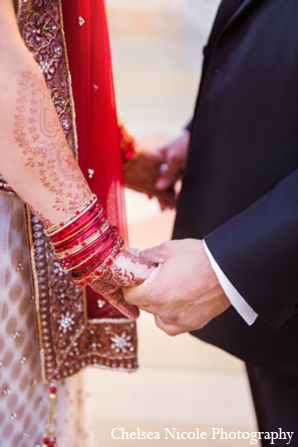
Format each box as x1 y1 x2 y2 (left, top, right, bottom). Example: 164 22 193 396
203 240 258 326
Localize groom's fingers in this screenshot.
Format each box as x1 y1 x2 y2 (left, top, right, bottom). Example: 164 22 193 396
123 282 148 308
154 315 181 336
155 156 178 190
123 265 161 310
127 247 141 256
139 242 169 264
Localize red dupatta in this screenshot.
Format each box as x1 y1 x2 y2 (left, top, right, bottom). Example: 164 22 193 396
62 0 128 319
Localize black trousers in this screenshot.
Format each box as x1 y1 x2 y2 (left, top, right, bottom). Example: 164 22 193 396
246 364 298 447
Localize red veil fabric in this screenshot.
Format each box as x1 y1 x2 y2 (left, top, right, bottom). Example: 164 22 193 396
62 0 127 319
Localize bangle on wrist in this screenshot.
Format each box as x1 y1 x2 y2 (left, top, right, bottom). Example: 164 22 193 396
123 145 142 171
118 118 142 169
44 194 123 285
44 194 97 236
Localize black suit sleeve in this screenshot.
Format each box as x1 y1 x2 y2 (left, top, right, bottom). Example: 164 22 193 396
205 169 298 329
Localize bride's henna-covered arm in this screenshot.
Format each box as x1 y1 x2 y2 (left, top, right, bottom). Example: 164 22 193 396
0 0 91 225
14 72 90 221
0 0 156 312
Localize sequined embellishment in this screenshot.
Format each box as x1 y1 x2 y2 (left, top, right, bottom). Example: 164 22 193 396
16 262 24 272
110 332 132 354
3 387 11 395
57 312 76 333
12 331 21 339
88 168 95 178
78 16 85 26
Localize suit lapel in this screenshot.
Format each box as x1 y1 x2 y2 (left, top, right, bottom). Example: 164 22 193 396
208 0 259 48
208 0 245 48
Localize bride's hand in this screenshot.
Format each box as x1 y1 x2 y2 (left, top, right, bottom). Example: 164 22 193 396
90 249 156 319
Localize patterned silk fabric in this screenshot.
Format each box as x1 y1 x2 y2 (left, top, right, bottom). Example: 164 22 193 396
0 193 94 445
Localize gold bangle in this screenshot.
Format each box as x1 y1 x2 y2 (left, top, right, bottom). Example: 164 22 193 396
55 222 109 259
50 208 103 246
72 236 124 286
44 194 98 236
60 229 115 272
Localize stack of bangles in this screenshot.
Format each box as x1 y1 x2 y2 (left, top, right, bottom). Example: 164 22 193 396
44 194 124 287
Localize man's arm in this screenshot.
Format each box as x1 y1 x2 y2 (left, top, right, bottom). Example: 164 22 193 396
204 168 298 328
124 126 298 332
203 241 257 325
124 168 298 331
144 130 258 326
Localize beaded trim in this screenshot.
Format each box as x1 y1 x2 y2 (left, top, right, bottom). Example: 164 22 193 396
0 175 15 194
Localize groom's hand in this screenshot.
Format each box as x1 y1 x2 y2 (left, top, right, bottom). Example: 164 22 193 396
123 240 231 335
124 148 176 209
154 130 190 210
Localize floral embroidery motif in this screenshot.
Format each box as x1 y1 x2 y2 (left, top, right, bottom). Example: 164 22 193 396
24 12 59 52
111 332 133 354
57 312 76 333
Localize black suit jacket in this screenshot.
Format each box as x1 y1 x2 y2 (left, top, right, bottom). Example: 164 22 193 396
174 0 298 376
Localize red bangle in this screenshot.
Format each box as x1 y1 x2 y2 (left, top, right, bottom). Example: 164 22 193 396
50 203 103 245
45 194 123 286
60 229 115 271
72 235 123 286
44 194 98 236
55 222 110 259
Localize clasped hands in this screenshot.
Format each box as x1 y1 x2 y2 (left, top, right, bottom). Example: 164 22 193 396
124 130 190 210
93 132 230 334
92 239 230 335
125 240 230 335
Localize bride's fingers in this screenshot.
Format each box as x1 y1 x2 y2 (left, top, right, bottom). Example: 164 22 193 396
112 250 156 286
91 278 140 319
122 249 156 269
105 289 140 320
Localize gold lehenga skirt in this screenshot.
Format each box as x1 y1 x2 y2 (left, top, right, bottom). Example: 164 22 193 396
0 192 90 447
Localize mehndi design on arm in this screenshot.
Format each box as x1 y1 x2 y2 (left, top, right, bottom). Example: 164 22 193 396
13 71 90 215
